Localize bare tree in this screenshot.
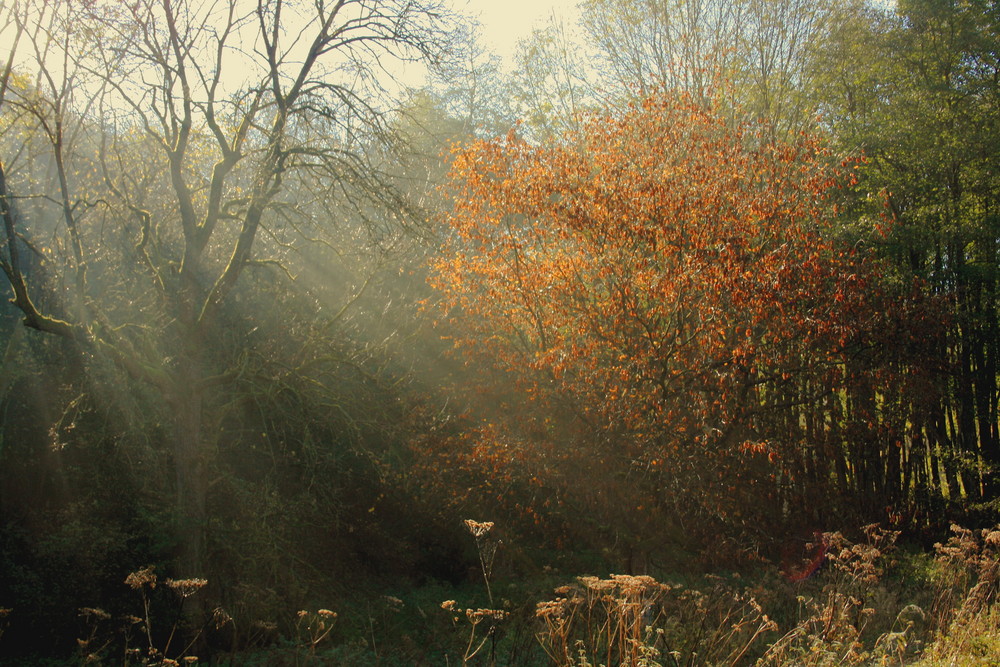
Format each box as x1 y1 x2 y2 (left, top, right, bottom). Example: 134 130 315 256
737 0 831 136
581 0 745 104
0 0 454 577
508 15 593 142
577 0 831 135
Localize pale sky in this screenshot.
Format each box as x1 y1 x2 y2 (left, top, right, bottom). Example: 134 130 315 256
455 0 581 65
1 0 585 105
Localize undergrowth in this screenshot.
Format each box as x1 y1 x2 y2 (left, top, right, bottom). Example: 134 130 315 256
3 522 1000 665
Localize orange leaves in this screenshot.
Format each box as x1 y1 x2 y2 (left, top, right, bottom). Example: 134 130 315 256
428 91 908 541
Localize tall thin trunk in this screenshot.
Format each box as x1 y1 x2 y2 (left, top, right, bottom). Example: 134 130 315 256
171 351 209 579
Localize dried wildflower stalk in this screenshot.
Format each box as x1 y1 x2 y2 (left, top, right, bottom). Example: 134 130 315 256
465 519 500 606
537 573 777 667
76 607 112 663
441 599 509 666
296 608 338 661
759 526 898 667
439 520 509 666
123 566 207 665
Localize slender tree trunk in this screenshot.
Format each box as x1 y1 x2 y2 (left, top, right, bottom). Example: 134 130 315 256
973 243 998 493
170 346 210 579
174 392 207 577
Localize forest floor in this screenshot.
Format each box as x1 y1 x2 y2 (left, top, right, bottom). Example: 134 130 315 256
158 527 1000 664
6 525 1000 665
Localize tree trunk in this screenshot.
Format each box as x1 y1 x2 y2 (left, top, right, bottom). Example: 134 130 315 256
174 396 207 577
170 351 209 579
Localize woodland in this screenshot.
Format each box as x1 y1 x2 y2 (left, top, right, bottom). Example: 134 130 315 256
1 0 1000 664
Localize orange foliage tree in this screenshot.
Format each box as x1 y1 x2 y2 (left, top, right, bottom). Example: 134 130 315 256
429 94 932 558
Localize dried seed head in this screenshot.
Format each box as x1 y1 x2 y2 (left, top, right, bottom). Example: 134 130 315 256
464 519 494 538
79 607 111 621
125 566 157 590
536 600 567 619
466 608 508 623
212 607 233 629
166 578 208 598
579 576 615 591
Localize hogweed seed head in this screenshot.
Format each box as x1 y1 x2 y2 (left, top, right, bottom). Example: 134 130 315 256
166 578 208 598
125 566 157 590
536 600 567 619
79 607 111 621
464 519 494 538
466 608 508 624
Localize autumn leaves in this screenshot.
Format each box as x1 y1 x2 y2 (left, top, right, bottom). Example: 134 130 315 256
429 93 918 546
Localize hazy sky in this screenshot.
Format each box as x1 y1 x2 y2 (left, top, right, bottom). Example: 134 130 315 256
456 0 581 64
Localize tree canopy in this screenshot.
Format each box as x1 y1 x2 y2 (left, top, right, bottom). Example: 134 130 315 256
429 94 938 552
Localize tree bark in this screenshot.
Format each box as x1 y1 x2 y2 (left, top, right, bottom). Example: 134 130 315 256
170 348 210 579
